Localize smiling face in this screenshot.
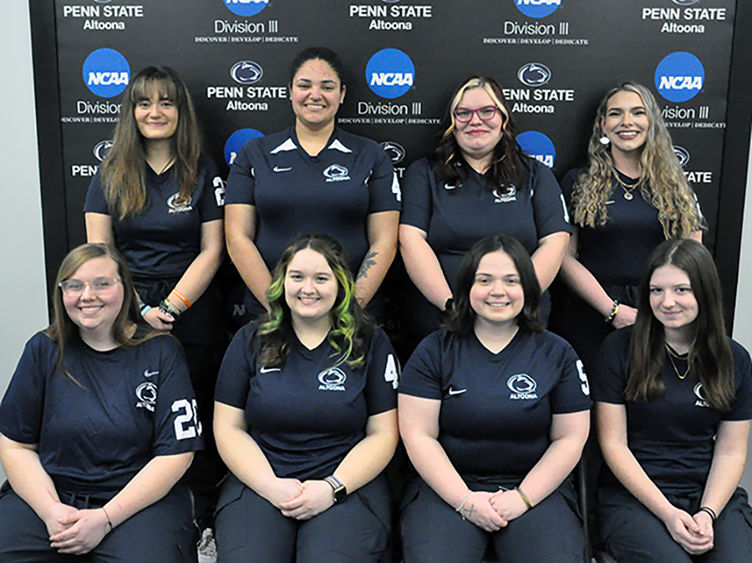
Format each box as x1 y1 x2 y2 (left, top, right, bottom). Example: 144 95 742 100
290 58 345 130
133 84 179 141
62 256 124 340
452 87 504 163
649 264 699 338
284 248 339 325
600 90 650 158
469 250 524 329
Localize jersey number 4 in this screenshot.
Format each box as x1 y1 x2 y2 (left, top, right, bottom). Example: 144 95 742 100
384 354 399 390
172 398 203 440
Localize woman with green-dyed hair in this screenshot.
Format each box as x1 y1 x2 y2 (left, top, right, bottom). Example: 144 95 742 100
212 233 400 562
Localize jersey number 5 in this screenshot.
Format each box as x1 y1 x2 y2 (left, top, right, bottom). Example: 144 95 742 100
172 399 202 440
576 360 590 396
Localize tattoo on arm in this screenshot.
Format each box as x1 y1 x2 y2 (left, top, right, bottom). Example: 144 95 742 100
356 250 378 281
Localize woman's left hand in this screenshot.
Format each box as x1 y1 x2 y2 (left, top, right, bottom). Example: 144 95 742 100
48 508 110 554
278 480 335 520
489 489 529 522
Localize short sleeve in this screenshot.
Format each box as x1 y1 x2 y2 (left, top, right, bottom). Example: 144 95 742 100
214 324 256 408
367 147 401 213
399 159 432 230
225 141 258 205
398 332 444 400
550 342 591 414
590 329 631 404
723 341 752 421
83 172 110 215
558 167 583 208
0 333 51 444
196 158 225 222
152 337 204 455
364 330 399 415
530 160 572 238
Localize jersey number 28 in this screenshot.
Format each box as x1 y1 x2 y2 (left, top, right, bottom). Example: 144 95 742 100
172 399 202 440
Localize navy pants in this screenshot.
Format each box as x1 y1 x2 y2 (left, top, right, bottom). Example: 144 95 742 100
0 482 197 562
599 485 752 562
400 477 584 563
214 474 391 562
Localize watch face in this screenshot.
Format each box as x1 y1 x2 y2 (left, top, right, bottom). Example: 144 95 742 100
333 485 347 504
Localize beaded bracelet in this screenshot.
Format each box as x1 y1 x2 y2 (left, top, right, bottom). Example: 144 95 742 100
604 300 620 324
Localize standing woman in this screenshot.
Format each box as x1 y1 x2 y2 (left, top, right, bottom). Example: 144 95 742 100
399 75 571 340
0 243 202 561
593 239 752 561
213 234 399 562
224 47 400 320
554 82 703 368
84 65 225 526
399 235 590 563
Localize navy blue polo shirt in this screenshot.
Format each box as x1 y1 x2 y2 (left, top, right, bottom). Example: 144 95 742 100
214 323 398 481
399 328 590 486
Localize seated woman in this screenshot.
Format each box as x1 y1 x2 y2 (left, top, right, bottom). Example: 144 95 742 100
593 239 752 562
399 235 590 563
0 243 202 561
213 234 399 562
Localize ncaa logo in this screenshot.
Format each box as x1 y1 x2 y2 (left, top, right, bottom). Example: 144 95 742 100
82 48 130 98
514 0 561 19
380 141 406 163
318 367 347 391
224 128 264 166
230 61 263 84
654 51 704 103
516 130 556 168
517 63 551 87
223 0 268 17
93 140 113 162
673 145 690 167
366 48 415 99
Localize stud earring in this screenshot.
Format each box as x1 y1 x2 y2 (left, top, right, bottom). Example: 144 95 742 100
599 135 610 146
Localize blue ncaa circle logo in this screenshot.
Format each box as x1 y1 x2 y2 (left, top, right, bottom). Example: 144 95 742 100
516 130 556 168
654 51 704 103
230 61 263 84
82 48 130 98
224 128 264 166
518 63 551 87
223 0 268 17
513 0 561 19
365 48 415 99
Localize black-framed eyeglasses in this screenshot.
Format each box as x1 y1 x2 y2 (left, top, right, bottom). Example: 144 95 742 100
59 277 121 296
453 105 500 123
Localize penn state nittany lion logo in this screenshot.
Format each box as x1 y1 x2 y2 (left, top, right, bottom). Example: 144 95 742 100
166 193 194 214
135 382 158 412
493 185 517 203
507 374 538 400
323 164 351 183
318 367 347 391
693 382 711 408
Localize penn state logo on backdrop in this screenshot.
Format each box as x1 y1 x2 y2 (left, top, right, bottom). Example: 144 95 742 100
517 63 551 87
380 141 406 164
318 367 347 391
93 140 113 162
82 48 130 98
493 185 517 203
693 383 711 408
223 0 268 17
516 130 556 168
230 61 263 84
672 0 698 5
507 374 539 400
514 0 562 19
135 382 158 412
323 164 351 182
654 51 705 103
673 145 691 167
167 193 194 214
366 48 415 99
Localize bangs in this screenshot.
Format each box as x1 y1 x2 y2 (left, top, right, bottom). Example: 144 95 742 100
129 75 179 103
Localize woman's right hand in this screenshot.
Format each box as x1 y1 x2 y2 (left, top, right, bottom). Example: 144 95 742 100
263 477 304 509
459 491 508 532
43 501 78 536
611 304 637 329
662 506 713 555
142 308 175 331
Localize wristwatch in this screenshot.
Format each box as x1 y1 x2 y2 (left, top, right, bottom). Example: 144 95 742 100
324 475 347 504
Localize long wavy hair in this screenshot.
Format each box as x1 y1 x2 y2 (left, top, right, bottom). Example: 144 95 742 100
257 234 374 368
48 243 158 380
100 65 202 219
570 82 704 238
445 235 543 335
431 75 525 192
626 239 733 409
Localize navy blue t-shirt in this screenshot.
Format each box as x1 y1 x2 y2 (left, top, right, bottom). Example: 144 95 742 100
400 157 570 291
225 126 401 277
399 329 590 485
591 327 752 494
85 159 224 279
214 323 399 481
0 332 203 495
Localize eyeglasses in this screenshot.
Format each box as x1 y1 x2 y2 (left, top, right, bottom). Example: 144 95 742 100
453 105 500 123
59 277 121 296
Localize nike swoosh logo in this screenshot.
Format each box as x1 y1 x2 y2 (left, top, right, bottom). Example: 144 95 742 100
259 367 281 374
443 183 457 190
144 369 159 378
447 387 467 396
273 166 292 173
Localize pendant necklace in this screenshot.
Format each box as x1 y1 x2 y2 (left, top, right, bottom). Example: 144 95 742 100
613 171 641 201
665 343 690 380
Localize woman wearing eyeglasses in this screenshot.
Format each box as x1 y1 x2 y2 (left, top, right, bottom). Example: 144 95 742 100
399 75 570 341
0 243 202 561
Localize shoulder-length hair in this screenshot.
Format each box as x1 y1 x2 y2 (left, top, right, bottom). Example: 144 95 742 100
570 82 703 238
47 243 158 379
257 234 375 368
626 239 733 409
444 235 542 334
431 75 525 192
100 65 202 219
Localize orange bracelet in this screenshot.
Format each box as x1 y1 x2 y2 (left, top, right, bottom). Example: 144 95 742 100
170 289 192 309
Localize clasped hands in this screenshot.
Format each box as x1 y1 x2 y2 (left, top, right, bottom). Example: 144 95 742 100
44 501 110 555
266 477 335 520
458 489 529 532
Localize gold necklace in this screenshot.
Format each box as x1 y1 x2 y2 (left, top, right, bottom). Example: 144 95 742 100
664 343 690 380
613 171 641 200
